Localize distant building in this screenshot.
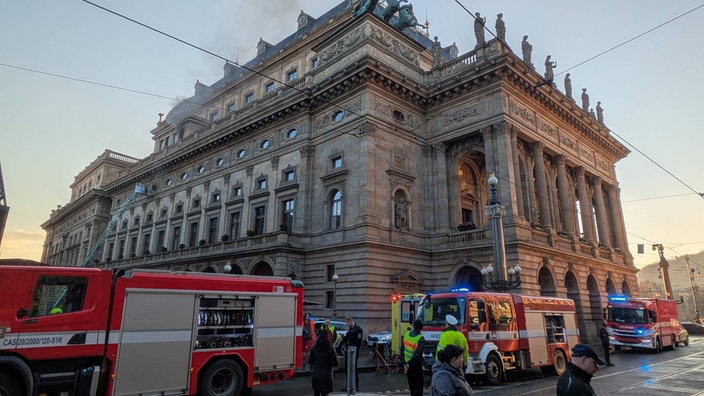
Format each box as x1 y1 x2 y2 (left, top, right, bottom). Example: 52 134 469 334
41 2 637 343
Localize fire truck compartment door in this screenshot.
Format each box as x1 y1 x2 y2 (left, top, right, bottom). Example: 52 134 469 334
524 312 549 364
113 290 196 395
254 294 297 370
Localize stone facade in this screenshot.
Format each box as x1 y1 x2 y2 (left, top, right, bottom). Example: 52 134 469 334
41 2 638 344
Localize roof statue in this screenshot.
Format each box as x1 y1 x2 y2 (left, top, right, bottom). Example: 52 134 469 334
495 13 506 42
352 0 379 18
393 4 423 30
596 102 604 123
544 55 557 82
564 73 573 100
581 88 590 112
474 12 486 47
380 0 408 22
521 35 534 69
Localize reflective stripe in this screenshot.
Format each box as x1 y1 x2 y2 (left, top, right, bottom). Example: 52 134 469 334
403 332 422 362
120 330 191 344
258 327 295 338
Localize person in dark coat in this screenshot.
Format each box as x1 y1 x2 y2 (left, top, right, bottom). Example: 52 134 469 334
556 344 605 396
599 321 614 366
308 330 338 396
339 316 363 392
431 344 472 396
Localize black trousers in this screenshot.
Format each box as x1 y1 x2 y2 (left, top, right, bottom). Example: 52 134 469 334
406 358 424 396
602 342 611 364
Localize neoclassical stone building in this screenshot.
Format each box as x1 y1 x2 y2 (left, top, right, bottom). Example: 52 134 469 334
41 2 637 343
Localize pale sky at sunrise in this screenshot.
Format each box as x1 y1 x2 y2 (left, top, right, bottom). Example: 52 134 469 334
1 0 703 269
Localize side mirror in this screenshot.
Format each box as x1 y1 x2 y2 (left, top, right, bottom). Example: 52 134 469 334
16 308 28 318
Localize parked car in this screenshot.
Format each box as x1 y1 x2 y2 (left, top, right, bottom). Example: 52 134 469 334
681 321 704 336
313 319 348 355
366 327 392 347
677 323 690 346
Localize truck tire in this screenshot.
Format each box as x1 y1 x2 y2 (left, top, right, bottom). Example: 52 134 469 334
484 354 503 385
199 359 244 396
0 373 23 396
653 337 662 353
541 349 567 376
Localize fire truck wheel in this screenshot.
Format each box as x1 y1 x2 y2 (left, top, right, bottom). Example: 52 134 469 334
484 354 503 385
653 337 662 353
670 335 678 350
0 373 23 396
199 359 244 396
552 349 567 376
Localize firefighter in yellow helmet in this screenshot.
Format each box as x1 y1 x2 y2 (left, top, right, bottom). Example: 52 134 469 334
436 314 468 370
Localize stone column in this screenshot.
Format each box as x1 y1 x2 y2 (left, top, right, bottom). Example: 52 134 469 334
592 177 612 247
422 145 436 230
575 167 595 241
493 122 520 225
556 156 576 235
508 125 525 220
607 184 627 250
532 142 553 231
299 145 315 232
435 143 451 231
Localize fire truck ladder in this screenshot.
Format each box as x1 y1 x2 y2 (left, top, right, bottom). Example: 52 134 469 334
81 183 146 267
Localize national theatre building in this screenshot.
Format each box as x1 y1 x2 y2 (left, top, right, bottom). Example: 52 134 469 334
41 1 638 343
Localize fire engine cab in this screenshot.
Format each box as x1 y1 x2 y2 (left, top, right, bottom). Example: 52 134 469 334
605 295 686 352
417 289 579 384
0 265 304 396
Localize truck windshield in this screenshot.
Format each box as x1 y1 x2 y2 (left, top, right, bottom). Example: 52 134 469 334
610 307 647 324
416 297 466 326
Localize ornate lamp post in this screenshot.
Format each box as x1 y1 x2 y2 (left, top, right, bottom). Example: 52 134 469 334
481 173 521 292
332 273 339 319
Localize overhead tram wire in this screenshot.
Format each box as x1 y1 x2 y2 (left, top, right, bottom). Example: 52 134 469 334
80 0 367 127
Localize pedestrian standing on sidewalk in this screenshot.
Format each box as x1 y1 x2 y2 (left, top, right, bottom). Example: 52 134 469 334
308 330 338 396
303 313 315 357
599 320 615 367
402 319 426 396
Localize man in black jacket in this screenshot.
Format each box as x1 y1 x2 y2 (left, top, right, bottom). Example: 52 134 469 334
557 344 605 396
599 321 615 367
340 317 363 392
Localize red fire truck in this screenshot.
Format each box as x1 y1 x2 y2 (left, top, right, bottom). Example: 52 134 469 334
605 295 686 352
416 289 579 384
0 265 304 396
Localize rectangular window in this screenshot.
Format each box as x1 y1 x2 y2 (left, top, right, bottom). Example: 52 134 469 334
245 93 254 103
285 170 295 182
156 230 165 251
189 221 199 247
287 69 298 81
311 57 320 69
210 112 219 122
226 102 236 113
118 239 125 259
282 199 294 230
234 186 243 197
30 276 88 317
207 217 218 244
254 206 266 234
265 82 275 93
193 198 201 208
146 213 153 223
332 156 342 169
326 264 335 282
229 212 241 238
171 226 181 250
176 203 183 214
325 291 334 309
257 179 267 189
130 236 137 257
142 233 151 254
107 242 114 260
212 193 221 204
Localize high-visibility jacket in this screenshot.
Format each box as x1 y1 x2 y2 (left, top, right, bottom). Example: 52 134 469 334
436 327 468 365
402 331 424 363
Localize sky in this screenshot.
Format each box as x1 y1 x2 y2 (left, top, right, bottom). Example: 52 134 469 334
1 0 703 269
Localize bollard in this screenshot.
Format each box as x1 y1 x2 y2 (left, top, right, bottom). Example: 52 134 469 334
346 345 357 395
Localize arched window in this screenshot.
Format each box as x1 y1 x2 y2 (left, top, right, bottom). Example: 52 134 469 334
330 190 342 229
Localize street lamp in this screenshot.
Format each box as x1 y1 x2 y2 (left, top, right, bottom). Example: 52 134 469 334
481 173 521 292
332 273 339 319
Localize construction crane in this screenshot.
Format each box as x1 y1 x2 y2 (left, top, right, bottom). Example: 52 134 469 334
81 183 146 267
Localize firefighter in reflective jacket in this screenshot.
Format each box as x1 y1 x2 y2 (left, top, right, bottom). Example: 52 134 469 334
436 314 469 368
401 319 425 396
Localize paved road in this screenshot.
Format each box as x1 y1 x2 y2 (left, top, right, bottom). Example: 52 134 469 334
253 337 704 396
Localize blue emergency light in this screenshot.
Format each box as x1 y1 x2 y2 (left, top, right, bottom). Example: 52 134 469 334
609 295 629 302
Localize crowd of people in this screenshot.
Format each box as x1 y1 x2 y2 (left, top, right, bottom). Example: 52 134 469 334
303 313 613 396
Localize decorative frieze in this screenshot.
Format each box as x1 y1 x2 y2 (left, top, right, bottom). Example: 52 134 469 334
509 100 536 128
318 26 366 65
441 104 481 127
369 26 419 65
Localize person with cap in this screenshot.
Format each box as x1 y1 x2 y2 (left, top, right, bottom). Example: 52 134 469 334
431 344 472 396
436 315 469 371
401 319 426 396
556 344 605 396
